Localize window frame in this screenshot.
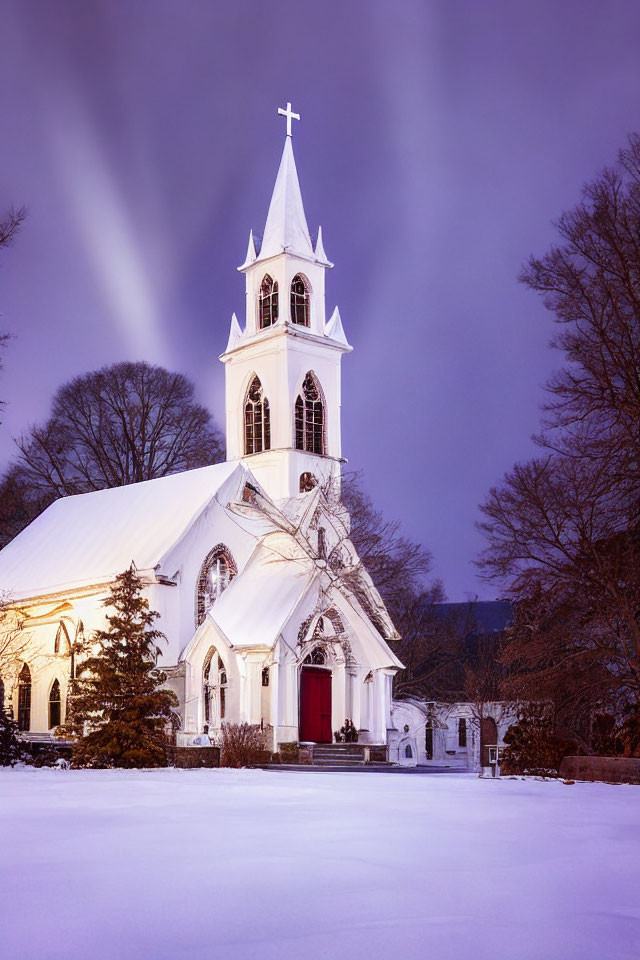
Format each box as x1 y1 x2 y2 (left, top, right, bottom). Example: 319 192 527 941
258 274 279 329
244 375 271 455
290 273 310 326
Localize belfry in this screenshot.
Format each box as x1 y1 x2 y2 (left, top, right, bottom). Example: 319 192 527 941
221 104 351 501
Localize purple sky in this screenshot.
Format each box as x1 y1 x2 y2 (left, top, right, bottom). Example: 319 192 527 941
2 1 640 600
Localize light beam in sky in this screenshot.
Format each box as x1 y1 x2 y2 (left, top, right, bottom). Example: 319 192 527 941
46 91 168 364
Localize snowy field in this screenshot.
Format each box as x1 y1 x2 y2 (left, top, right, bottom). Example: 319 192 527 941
1 768 639 960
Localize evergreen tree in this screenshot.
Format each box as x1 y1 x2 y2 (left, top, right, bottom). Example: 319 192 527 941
0 707 24 766
71 566 178 768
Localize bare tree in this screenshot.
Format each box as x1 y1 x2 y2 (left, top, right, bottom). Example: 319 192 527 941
340 472 438 622
0 205 26 417
0 361 224 544
0 206 26 249
478 135 640 744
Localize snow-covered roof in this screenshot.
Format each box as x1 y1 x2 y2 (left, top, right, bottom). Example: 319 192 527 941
208 538 318 649
0 462 241 601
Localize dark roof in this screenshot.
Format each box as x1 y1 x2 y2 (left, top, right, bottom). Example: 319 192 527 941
435 600 513 635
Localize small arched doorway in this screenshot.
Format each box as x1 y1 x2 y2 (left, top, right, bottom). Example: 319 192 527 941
480 716 498 766
299 647 332 743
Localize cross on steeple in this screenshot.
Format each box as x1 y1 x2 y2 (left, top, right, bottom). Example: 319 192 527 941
277 101 300 137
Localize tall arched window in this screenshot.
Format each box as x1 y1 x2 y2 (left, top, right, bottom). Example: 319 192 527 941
244 375 271 455
290 274 310 326
196 546 237 626
295 372 324 454
17 663 31 732
259 274 278 328
203 648 228 727
49 679 61 729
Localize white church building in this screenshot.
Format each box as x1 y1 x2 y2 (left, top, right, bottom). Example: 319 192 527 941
0 107 403 753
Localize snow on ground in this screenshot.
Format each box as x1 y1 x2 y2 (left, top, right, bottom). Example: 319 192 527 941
1 769 639 960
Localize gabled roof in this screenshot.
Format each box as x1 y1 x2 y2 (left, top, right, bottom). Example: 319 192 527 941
0 462 241 600
206 536 318 650
257 137 314 262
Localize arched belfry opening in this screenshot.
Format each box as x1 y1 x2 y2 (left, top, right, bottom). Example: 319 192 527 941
290 274 310 326
295 372 324 454
244 375 271 455
259 274 278 328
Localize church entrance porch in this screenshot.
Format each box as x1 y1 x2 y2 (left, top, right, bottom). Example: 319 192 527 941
299 667 332 743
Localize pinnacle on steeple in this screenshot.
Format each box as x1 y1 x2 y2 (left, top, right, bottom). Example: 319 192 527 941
258 137 314 262
314 226 333 268
225 312 243 352
325 306 351 349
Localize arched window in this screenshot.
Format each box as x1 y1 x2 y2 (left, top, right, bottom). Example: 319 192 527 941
295 372 324 454
54 621 71 655
17 663 31 732
458 717 467 748
196 546 237 626
49 679 61 729
244 375 271 455
203 649 228 727
299 472 317 493
405 744 413 759
259 274 278 328
303 647 326 666
290 274 310 326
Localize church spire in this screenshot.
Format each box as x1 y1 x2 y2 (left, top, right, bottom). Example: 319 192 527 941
258 136 314 262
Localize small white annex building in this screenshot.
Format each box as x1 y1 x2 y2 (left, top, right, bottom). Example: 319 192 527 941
0 108 402 752
389 698 521 772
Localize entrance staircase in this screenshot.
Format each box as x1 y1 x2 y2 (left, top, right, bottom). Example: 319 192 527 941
311 743 391 768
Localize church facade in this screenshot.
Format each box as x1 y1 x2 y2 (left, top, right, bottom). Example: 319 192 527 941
0 112 403 753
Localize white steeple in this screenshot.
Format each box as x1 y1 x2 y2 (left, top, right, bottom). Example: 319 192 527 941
221 110 351 502
257 136 314 262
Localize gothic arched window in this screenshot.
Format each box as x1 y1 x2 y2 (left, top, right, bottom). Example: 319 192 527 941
295 372 324 454
17 663 31 732
49 679 61 729
290 274 310 326
304 647 326 666
196 546 237 626
259 274 278 328
244 375 271 455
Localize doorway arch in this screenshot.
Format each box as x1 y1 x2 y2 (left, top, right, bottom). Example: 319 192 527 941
299 647 332 743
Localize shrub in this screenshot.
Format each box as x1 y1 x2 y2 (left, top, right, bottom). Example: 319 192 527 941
0 710 24 766
501 706 570 775
220 723 266 767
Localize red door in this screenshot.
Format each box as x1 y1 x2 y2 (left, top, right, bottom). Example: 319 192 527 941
299 668 332 743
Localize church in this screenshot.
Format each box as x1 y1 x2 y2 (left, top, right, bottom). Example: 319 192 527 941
0 106 403 754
